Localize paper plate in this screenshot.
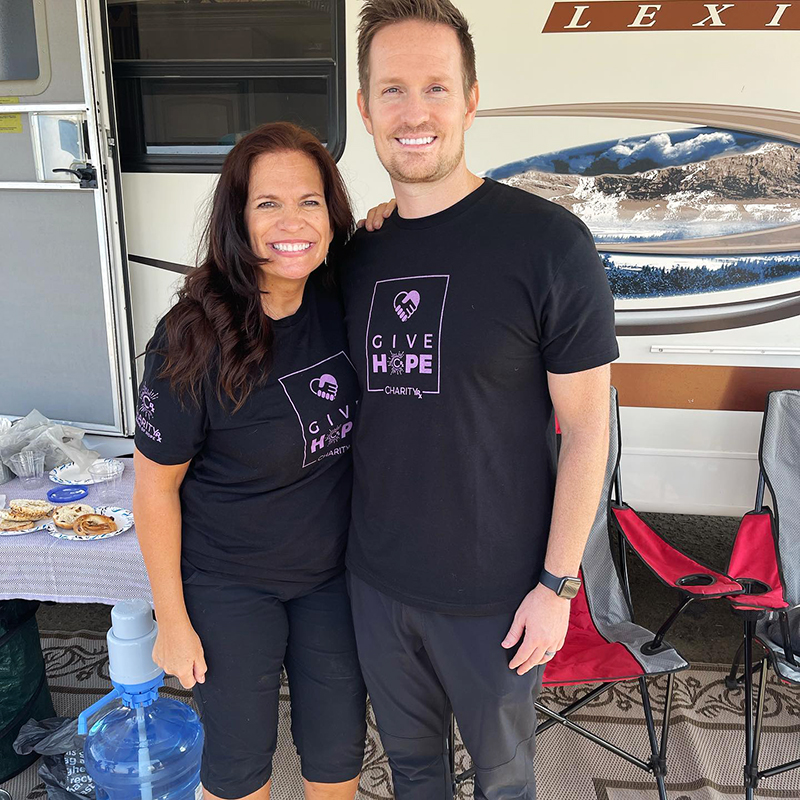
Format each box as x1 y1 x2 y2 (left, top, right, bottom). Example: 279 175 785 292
0 518 52 537
49 458 125 486
48 506 134 541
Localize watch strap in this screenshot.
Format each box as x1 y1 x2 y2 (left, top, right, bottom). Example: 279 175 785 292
539 568 581 597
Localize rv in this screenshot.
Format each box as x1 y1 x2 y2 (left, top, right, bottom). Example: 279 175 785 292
2 0 799 515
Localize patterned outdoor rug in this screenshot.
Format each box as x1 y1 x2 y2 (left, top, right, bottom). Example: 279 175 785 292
2 632 799 799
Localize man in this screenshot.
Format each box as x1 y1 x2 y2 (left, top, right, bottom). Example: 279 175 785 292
340 1 619 797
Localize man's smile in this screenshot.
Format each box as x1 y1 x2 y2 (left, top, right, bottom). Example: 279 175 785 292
395 135 437 149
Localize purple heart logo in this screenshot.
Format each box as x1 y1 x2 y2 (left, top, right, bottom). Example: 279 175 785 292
310 373 338 401
393 290 420 322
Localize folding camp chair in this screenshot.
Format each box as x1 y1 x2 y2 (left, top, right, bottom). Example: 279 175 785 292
721 389 800 799
448 387 742 799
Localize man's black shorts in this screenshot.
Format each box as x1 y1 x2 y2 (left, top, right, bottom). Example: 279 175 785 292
182 569 366 798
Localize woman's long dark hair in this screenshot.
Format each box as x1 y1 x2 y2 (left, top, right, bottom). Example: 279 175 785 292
157 123 354 412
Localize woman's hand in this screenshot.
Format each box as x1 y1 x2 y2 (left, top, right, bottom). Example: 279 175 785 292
153 619 208 689
357 198 396 231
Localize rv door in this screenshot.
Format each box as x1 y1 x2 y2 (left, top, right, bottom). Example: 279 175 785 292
0 0 134 435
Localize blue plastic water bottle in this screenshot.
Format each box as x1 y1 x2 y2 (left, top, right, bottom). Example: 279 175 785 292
79 600 204 800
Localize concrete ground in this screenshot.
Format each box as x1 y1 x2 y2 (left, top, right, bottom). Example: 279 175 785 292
35 512 746 665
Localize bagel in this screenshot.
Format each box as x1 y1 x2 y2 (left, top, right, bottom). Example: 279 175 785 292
9 499 54 520
0 518 35 532
0 508 32 522
53 504 95 529
0 507 46 523
73 513 117 537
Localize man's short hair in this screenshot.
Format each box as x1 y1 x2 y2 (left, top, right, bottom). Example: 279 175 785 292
357 0 477 102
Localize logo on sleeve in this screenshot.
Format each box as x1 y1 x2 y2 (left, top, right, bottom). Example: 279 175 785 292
279 352 359 467
136 384 162 443
366 275 449 397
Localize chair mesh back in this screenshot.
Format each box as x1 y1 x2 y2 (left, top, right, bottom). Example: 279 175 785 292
761 389 800 606
581 387 686 674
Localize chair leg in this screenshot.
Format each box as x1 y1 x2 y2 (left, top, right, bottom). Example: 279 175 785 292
656 672 677 800
750 658 769 791
659 672 676 768
726 640 745 690
779 611 798 667
743 619 757 800
638 676 668 800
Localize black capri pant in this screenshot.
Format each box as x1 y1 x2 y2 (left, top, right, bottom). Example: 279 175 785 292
182 568 367 799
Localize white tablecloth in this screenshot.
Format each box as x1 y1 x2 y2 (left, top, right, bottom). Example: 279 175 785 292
0 462 153 605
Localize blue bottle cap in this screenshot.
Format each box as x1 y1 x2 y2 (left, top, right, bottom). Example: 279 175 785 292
48 485 89 503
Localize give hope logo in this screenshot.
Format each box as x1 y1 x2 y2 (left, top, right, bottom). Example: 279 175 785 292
279 352 359 468
366 275 449 397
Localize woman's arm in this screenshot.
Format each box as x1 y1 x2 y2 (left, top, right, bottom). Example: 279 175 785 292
133 447 207 689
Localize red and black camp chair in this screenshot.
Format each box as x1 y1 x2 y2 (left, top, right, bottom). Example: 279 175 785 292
449 386 743 799
721 389 800 799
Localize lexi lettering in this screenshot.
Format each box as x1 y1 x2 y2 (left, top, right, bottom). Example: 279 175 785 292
565 4 592 28
767 3 793 25
373 353 388 373
628 4 661 27
546 1 800 32
692 3 734 26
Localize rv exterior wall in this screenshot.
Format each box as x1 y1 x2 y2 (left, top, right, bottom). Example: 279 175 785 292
122 0 800 515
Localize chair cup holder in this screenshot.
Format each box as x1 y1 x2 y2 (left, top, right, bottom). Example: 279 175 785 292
676 574 716 588
735 578 771 595
641 639 672 656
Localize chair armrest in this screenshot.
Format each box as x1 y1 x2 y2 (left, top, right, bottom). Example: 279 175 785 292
611 505 742 598
727 510 789 610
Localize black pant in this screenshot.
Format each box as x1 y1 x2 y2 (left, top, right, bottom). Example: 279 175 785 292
183 570 366 798
348 573 543 799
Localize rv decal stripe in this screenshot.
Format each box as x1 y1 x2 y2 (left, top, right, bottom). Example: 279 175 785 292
543 2 800 33
614 290 800 336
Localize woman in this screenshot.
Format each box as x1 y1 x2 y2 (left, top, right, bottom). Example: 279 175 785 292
132 123 366 800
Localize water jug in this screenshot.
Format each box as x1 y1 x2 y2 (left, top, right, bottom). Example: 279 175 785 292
79 600 204 800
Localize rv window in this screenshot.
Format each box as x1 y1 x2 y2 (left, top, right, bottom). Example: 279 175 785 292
106 0 344 171
0 0 39 82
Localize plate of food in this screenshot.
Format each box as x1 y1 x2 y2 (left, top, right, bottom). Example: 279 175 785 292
0 499 55 536
48 504 133 540
48 458 125 486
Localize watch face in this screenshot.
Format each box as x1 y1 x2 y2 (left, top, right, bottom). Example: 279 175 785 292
560 578 581 600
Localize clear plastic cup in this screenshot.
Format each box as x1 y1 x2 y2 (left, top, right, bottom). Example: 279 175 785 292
8 451 45 487
89 460 124 505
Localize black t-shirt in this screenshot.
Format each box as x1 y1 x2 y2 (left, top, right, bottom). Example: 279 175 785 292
134 275 360 588
340 178 619 615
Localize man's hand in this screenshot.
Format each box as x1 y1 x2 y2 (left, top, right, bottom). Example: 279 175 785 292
357 198 396 231
502 583 571 675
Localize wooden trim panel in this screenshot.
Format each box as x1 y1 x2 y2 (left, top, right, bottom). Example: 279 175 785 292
611 364 800 411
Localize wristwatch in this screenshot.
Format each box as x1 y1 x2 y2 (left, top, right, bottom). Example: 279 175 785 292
539 568 582 599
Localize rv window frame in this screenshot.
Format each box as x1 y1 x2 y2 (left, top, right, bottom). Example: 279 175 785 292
108 0 346 172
